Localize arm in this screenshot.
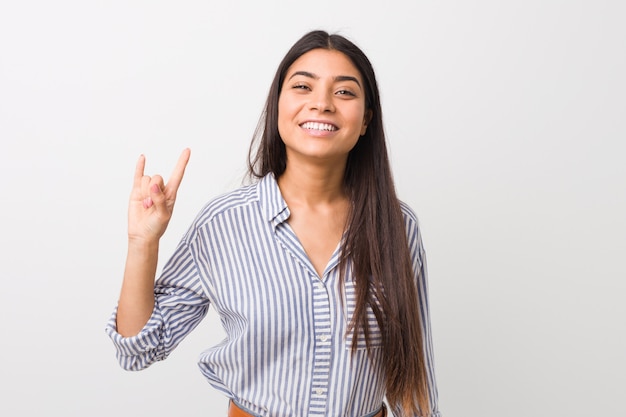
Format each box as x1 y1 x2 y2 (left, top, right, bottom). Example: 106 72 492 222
415 244 441 416
401 203 442 417
116 149 191 336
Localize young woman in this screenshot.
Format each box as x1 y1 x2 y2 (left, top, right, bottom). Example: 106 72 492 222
107 30 441 417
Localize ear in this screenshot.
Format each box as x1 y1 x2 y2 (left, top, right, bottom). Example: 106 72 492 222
360 109 373 136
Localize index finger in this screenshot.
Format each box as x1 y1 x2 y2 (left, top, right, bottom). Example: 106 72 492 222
133 154 146 188
165 148 191 194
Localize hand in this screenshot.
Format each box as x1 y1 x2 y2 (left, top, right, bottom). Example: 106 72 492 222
127 148 191 243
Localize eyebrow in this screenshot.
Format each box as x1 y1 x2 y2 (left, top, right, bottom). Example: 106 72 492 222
288 71 362 88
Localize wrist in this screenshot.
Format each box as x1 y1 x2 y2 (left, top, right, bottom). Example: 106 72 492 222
127 236 160 253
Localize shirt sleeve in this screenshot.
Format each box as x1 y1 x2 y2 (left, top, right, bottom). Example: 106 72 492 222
105 239 210 371
403 203 442 417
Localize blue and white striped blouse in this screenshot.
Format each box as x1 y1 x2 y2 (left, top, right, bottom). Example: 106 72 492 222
106 174 440 417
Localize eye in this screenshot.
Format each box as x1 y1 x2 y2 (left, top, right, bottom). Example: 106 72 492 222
292 83 310 91
336 89 356 97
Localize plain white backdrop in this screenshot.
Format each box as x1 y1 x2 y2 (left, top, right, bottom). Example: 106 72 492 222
1 1 624 416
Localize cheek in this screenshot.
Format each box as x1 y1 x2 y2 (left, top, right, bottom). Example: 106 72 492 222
277 95 303 137
276 98 286 131
349 108 367 132
278 94 298 116
277 96 292 125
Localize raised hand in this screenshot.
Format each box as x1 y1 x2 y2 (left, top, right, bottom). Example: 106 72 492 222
128 148 191 243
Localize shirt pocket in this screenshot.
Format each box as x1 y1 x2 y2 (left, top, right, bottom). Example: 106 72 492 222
343 278 383 350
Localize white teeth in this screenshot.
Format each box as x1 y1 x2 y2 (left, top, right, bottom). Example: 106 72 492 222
301 122 337 131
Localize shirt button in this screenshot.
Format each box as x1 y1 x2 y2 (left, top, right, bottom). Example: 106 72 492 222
316 388 323 395
320 335 328 342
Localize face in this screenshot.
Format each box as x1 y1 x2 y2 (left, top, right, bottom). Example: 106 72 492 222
278 48 371 167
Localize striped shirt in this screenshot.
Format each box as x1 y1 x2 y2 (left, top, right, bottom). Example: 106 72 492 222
106 174 440 417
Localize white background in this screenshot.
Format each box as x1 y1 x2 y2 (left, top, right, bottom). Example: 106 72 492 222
1 1 624 416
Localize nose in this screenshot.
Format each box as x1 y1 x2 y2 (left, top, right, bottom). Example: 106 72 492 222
309 89 335 113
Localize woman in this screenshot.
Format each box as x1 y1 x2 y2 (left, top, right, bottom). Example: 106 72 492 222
107 30 440 417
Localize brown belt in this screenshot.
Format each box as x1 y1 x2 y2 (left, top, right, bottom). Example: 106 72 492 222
228 401 386 417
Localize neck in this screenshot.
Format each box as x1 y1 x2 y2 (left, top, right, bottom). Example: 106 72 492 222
277 160 347 207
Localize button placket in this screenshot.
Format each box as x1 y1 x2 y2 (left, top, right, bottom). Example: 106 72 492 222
307 279 332 415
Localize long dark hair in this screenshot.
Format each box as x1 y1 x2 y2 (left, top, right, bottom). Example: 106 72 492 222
248 30 429 416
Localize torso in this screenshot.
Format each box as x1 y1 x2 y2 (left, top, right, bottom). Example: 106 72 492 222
285 199 349 277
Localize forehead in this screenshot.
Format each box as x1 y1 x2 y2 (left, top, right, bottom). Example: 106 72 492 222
285 49 362 81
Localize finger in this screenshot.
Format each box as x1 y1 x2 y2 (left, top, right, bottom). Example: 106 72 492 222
151 175 165 191
142 196 153 209
149 181 167 215
165 148 191 195
133 154 146 189
140 175 151 199
147 175 165 207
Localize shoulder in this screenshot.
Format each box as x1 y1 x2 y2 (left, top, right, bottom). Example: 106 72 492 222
184 182 260 237
399 200 420 230
398 200 427 258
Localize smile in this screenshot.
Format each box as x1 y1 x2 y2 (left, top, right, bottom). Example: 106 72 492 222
300 122 338 132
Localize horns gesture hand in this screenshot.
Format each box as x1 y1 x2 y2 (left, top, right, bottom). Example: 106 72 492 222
127 149 191 243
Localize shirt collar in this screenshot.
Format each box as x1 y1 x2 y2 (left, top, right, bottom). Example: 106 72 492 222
258 173 290 228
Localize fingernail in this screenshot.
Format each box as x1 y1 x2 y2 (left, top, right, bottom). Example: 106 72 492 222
151 184 160 193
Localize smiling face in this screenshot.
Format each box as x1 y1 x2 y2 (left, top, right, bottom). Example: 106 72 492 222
277 48 371 168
